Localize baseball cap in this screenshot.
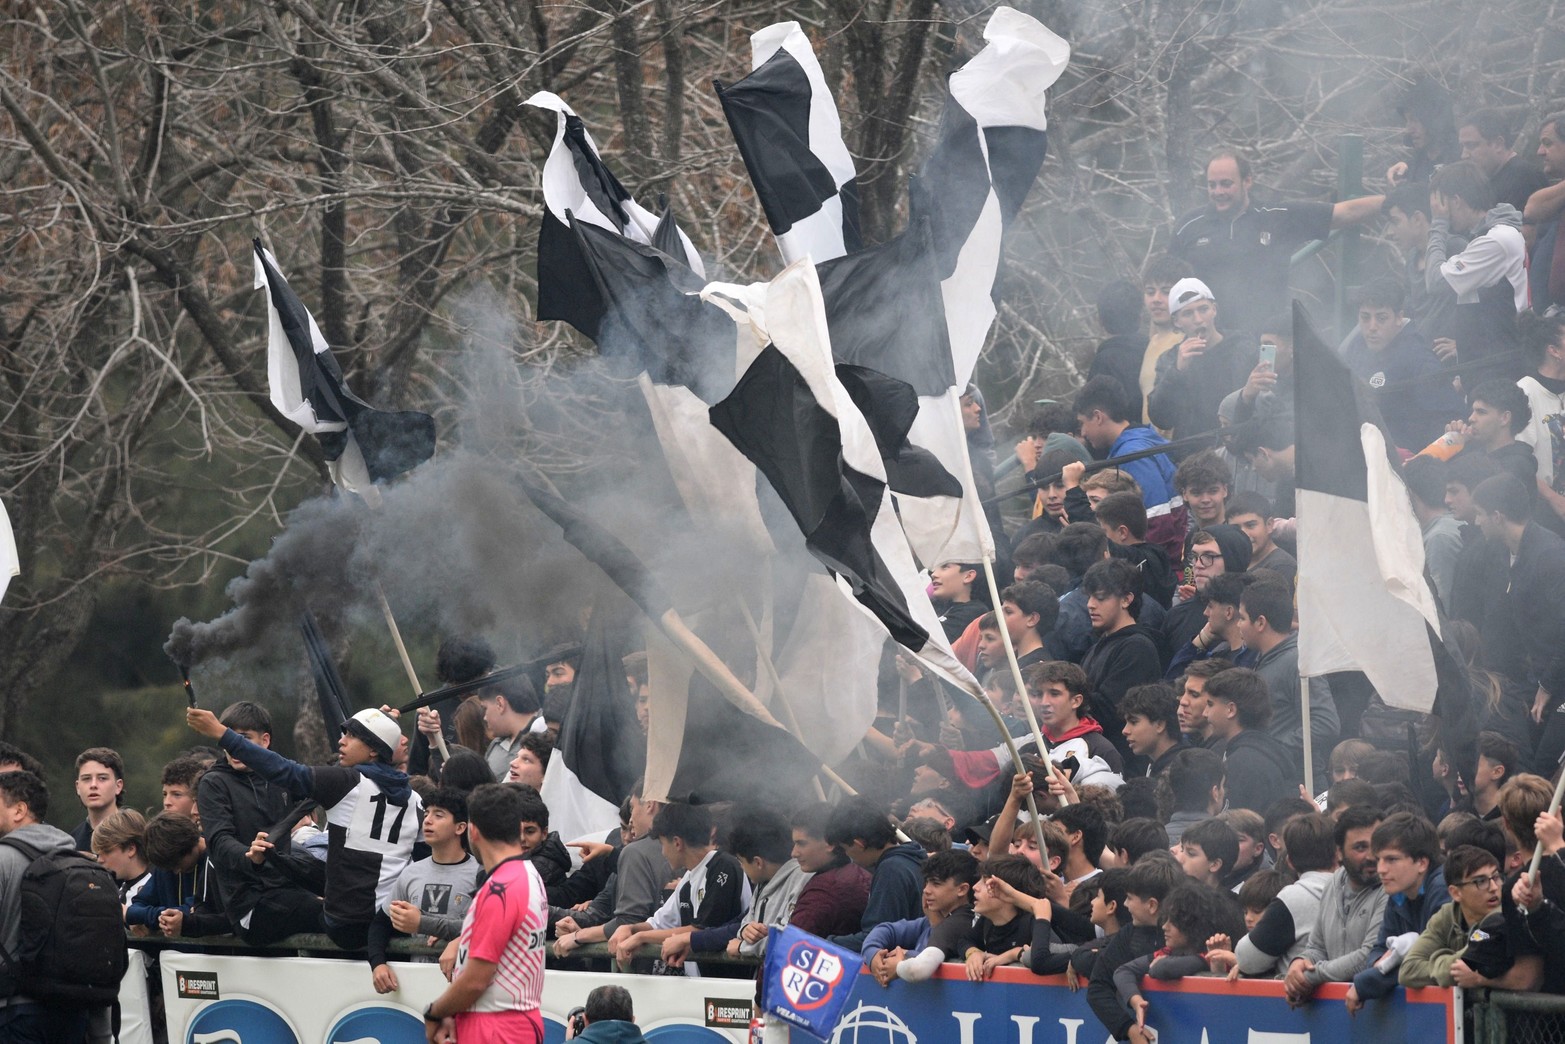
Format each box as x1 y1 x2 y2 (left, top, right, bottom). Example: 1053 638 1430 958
343 708 402 762
1169 277 1216 315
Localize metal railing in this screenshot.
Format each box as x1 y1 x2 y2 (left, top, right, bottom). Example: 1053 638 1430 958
1468 988 1565 1044
1288 134 1365 340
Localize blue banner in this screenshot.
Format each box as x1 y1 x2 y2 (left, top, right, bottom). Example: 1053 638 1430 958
769 966 1457 1044
761 926 863 1041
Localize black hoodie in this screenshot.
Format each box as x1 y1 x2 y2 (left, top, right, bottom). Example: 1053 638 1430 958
1160 523 1251 665
1214 728 1297 814
1082 623 1163 731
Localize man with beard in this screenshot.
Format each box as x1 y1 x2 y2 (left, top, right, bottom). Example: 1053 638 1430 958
1286 807 1387 1005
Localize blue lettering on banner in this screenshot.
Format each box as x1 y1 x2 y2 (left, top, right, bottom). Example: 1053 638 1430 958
799 969 1456 1044
325 1004 426 1043
186 998 302 1044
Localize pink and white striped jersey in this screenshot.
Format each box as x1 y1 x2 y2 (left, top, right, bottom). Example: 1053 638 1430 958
452 855 547 1043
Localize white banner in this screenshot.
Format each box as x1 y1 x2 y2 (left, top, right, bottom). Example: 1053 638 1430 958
159 951 757 1043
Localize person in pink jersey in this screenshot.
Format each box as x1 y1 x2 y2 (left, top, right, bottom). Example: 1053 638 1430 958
423 784 547 1044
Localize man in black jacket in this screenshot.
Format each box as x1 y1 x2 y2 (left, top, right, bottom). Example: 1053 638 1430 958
195 701 323 944
1474 475 1565 767
1081 560 1162 762
1201 669 1296 814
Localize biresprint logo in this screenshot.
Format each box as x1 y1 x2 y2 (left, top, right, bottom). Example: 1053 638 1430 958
176 972 220 1000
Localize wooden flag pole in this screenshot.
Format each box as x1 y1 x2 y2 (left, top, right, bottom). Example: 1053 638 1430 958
979 557 1069 801
374 580 447 761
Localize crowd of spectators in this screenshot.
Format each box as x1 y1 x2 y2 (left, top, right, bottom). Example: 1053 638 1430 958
10 84 1565 1043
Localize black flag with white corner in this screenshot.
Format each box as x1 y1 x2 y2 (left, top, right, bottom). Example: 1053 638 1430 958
715 21 860 265
1291 303 1475 781
253 241 436 498
299 610 352 740
529 91 704 334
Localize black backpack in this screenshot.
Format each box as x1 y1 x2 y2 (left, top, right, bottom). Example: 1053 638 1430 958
0 837 128 1004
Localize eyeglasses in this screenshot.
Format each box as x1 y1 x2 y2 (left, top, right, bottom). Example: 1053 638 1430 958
1459 873 1504 890
1190 552 1222 566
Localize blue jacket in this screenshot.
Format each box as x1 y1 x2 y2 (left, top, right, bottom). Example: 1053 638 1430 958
831 843 926 952
860 916 934 960
1108 427 1178 510
1351 866 1451 1000
126 861 229 937
1340 324 1464 451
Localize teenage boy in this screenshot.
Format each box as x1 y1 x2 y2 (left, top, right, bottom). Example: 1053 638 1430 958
1238 578 1339 779
1226 492 1296 586
480 674 546 781
1177 818 1239 890
1286 807 1387 1004
1218 808 1273 889
1072 376 1180 512
787 803 871 940
1472 731 1521 821
423 783 548 1044
863 849 979 984
195 700 326 945
1177 660 1234 747
1096 491 1176 609
999 580 1061 667
1030 865 1133 976
1175 451 1232 532
1235 813 1339 976
1340 278 1463 451
135 812 229 938
1080 560 1163 742
1139 255 1195 415
186 704 421 950
1462 379 1539 495
71 747 126 852
159 755 205 823
369 787 478 995
1088 856 1184 1043
1120 683 1188 776
1027 661 1125 775
825 798 927 951
941 857 1047 980
1400 844 1505 988
680 809 807 963
1202 668 1296 814
1160 525 1251 666
1166 572 1252 680
1162 749 1226 847
1347 812 1449 1009
611 802 750 973
553 784 673 958
931 562 987 643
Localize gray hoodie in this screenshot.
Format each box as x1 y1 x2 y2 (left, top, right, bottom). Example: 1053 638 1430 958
0 822 77 1009
1299 867 1387 987
738 858 812 958
1236 868 1333 977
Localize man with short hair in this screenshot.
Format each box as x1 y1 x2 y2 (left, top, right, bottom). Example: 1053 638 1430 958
1286 807 1388 1003
1461 379 1539 496
1072 376 1179 512
1171 149 1384 333
369 787 477 995
1226 492 1296 586
479 675 546 782
612 802 750 973
1095 491 1176 609
1341 278 1464 451
1119 683 1187 776
1517 312 1565 527
1235 812 1340 977
862 849 979 984
70 747 125 853
0 771 101 1043
1045 523 1113 664
0 744 43 779
786 803 871 940
1175 451 1232 532
1160 525 1252 666
552 785 673 958
1402 456 1465 609
423 783 547 1044
677 808 807 963
1460 109 1547 212
1445 453 1523 677
1238 579 1340 780
159 755 205 823
1382 181 1458 342
1526 112 1565 314
998 580 1060 667
565 984 648 1043
1428 160 1529 389
1139 255 1195 417
1080 560 1162 744
1347 812 1450 1010
1471 732 1521 821
930 561 987 643
824 798 927 951
1178 660 1235 747
1177 817 1239 889
1202 668 1296 814
1149 276 1259 450
1162 748 1226 847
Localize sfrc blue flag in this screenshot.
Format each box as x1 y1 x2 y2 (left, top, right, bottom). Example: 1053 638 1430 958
761 925 860 1041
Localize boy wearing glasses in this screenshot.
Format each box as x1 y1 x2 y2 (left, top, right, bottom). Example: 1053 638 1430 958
1400 844 1504 988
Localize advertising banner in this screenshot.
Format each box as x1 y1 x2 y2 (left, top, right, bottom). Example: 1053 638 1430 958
761 965 1460 1044
159 952 759 1043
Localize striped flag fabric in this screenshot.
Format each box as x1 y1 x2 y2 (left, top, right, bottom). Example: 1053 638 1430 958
253 242 435 501
0 498 18 605
716 21 861 265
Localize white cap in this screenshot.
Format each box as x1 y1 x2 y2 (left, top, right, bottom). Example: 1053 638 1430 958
344 708 402 761
1169 277 1216 314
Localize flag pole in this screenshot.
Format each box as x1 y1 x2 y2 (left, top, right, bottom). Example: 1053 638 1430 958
734 599 830 802
1300 678 1315 800
1527 761 1565 882
980 557 1070 803
373 581 450 762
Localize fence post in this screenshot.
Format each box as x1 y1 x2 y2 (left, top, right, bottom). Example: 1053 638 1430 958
1334 134 1365 339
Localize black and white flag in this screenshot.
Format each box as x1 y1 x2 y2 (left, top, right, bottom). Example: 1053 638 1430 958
528 91 704 340
705 260 985 696
0 498 17 605
716 21 860 265
1293 304 1459 714
254 241 436 503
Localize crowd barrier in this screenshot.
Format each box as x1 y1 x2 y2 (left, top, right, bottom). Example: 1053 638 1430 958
134 936 1462 1044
